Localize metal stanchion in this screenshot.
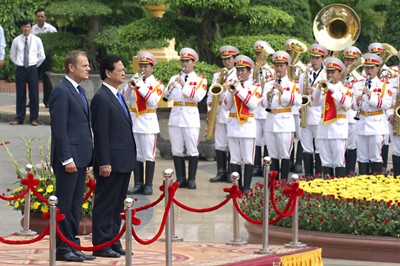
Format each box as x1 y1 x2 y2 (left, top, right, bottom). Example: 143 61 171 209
15 164 37 236
164 169 174 266
285 174 307 248
170 204 183 242
227 172 247 246
125 197 134 266
255 157 276 254
48 195 58 266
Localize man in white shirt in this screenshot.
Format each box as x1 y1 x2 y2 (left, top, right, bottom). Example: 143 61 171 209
32 8 57 108
0 25 5 68
9 19 45 126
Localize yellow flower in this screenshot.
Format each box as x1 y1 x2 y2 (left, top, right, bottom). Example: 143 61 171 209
46 185 54 193
41 205 49 213
31 202 40 210
82 202 89 209
13 187 23 194
15 201 19 208
38 188 44 193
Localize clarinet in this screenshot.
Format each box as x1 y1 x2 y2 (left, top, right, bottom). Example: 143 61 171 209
354 75 370 120
265 72 281 112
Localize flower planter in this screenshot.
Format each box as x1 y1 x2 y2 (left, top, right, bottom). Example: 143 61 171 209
21 214 92 235
244 221 400 263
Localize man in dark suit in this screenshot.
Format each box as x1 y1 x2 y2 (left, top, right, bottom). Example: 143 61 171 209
49 50 95 262
91 55 136 258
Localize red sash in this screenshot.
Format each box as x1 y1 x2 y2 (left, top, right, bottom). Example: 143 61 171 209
234 94 249 124
322 90 337 124
134 87 147 117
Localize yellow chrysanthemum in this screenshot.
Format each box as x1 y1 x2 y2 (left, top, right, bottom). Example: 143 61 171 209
14 201 19 208
31 202 40 210
37 188 44 193
13 187 23 194
46 185 54 193
41 205 49 213
82 202 89 209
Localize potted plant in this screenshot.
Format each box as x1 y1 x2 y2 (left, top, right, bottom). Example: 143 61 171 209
2 137 94 234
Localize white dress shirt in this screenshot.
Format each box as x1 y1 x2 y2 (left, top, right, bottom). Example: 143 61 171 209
10 34 45 67
0 25 5 60
32 22 57 35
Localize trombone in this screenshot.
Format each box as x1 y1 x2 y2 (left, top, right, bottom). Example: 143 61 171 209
162 67 186 102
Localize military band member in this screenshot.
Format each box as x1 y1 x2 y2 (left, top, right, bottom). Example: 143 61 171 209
368 43 391 174
285 38 305 174
262 51 301 180
298 43 328 178
387 51 400 177
352 53 392 175
311 58 352 177
124 52 163 195
222 55 261 194
164 48 207 189
252 40 275 177
208 45 238 183
342 46 364 176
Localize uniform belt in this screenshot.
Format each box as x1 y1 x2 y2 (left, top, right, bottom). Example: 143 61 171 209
360 110 384 117
269 108 292 115
229 113 254 118
173 102 198 107
320 114 347 119
129 108 156 113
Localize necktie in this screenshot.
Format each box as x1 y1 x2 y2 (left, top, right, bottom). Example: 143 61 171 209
367 80 372 89
116 91 129 117
77 85 88 113
277 78 282 84
23 37 29 67
313 72 317 80
184 75 188 82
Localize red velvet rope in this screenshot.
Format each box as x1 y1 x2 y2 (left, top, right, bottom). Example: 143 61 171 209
269 173 298 217
0 225 49 244
0 186 30 201
82 177 96 202
132 183 177 245
173 196 231 213
134 193 165 212
56 222 126 252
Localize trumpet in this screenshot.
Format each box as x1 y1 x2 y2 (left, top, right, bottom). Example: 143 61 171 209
129 72 145 88
354 75 370 121
227 75 242 93
265 72 281 112
162 67 186 102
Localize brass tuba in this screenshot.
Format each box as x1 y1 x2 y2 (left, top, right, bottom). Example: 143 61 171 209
378 43 398 80
340 56 365 83
394 78 400 136
288 40 307 81
313 4 361 52
205 68 228 140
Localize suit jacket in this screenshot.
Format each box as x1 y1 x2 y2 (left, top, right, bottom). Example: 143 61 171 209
91 84 136 173
49 77 93 168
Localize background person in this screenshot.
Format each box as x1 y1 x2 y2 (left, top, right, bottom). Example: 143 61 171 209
9 19 45 126
0 25 5 68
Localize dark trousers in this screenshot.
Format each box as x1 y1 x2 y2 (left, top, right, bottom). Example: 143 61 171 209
92 172 131 251
54 166 87 255
16 66 39 122
38 55 52 105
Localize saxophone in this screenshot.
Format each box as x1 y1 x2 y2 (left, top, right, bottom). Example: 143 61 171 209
393 78 400 136
205 68 228 140
300 66 310 128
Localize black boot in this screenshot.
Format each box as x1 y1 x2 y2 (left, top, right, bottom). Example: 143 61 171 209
303 153 314 178
252 146 263 177
263 145 269 157
230 164 242 189
289 146 295 172
226 152 233 183
358 162 369 175
371 162 383 175
345 149 357 176
315 153 322 177
187 156 199 189
294 142 303 173
143 161 155 195
271 158 280 180
381 144 389 175
128 161 144 194
322 167 334 178
210 150 228 182
335 167 346 178
242 164 254 195
173 156 186 188
281 159 290 181
393 155 400 178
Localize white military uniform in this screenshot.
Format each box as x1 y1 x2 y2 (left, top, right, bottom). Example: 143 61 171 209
262 75 301 159
387 75 400 156
298 67 326 153
164 71 207 156
124 75 163 161
222 78 261 164
352 76 392 163
207 68 236 150
313 81 352 167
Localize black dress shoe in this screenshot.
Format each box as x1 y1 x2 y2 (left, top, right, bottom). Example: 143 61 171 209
93 249 121 258
113 248 133 256
74 250 96 260
56 251 85 262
